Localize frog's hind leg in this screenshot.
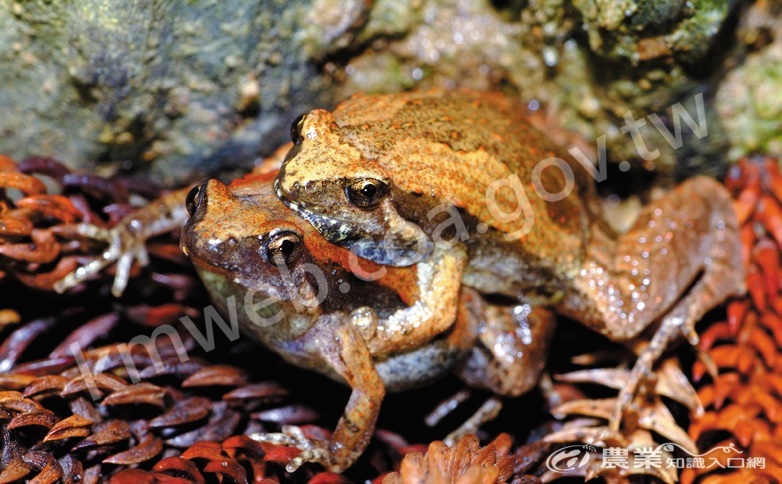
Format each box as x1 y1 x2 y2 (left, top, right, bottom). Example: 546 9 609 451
611 253 741 429
609 177 744 430
560 176 744 431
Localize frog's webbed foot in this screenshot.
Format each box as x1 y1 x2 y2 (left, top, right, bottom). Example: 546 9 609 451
53 187 190 297
53 223 148 297
251 425 334 472
609 266 732 431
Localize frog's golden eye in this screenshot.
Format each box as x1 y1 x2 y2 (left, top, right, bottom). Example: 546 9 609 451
185 184 205 217
345 178 388 209
265 231 303 266
290 113 306 144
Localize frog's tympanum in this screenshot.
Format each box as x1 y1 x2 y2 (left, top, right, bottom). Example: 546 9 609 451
179 173 554 472
276 89 745 429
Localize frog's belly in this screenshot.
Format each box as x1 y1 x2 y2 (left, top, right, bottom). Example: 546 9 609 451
374 339 470 393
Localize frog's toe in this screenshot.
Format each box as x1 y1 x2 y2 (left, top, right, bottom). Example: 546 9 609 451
609 308 703 431
53 223 149 297
251 425 332 472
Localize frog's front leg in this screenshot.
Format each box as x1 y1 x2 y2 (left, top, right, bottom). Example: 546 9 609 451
558 176 744 429
253 313 385 473
355 242 467 355
54 187 192 296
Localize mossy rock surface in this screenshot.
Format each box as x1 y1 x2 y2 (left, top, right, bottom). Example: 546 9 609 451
0 0 774 183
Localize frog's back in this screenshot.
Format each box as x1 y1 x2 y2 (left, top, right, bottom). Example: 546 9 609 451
332 89 597 277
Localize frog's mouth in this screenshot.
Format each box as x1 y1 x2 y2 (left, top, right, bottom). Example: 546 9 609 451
275 179 430 266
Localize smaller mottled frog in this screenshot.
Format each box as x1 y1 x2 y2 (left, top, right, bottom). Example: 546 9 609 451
179 174 555 472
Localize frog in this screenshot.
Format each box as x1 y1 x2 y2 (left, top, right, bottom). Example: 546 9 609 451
179 173 556 471
274 88 745 429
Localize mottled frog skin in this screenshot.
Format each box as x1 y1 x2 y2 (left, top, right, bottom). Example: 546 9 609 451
275 89 745 427
180 173 554 472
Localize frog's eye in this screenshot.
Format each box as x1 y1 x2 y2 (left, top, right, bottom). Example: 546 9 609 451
345 178 389 209
185 184 205 217
265 231 303 266
290 114 306 144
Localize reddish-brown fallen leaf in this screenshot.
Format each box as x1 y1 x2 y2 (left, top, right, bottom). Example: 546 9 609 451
309 471 351 483
0 215 33 236
63 173 129 203
18 156 71 179
165 408 241 448
0 390 26 402
1 397 42 413
0 373 36 391
757 195 782 247
153 457 206 484
759 311 782 348
69 396 102 423
181 365 248 388
0 172 46 195
223 382 288 401
0 153 19 171
8 409 57 430
0 229 60 263
124 304 190 328
747 264 767 311
0 318 57 373
180 441 226 461
101 383 167 408
49 313 120 359
221 435 265 458
754 238 780 300
138 359 206 379
80 464 102 484
62 373 128 397
735 183 760 224
202 459 248 484
44 414 94 442
221 435 266 481
259 443 302 464
22 375 70 398
14 256 80 290
57 455 84 484
15 195 82 223
149 396 210 428
72 420 131 450
103 434 164 465
107 469 156 484
0 456 31 482
727 299 751 335
23 451 63 484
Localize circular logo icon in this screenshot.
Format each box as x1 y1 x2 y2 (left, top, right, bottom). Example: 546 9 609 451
545 445 594 473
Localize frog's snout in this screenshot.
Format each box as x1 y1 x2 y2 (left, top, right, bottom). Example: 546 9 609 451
180 179 234 258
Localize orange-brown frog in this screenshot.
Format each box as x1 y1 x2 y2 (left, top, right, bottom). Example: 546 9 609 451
179 172 557 471
275 89 745 428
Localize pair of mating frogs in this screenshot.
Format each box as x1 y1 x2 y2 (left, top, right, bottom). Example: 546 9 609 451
55 90 744 473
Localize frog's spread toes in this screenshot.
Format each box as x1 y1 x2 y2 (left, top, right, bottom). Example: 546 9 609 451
53 223 149 297
251 425 333 472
